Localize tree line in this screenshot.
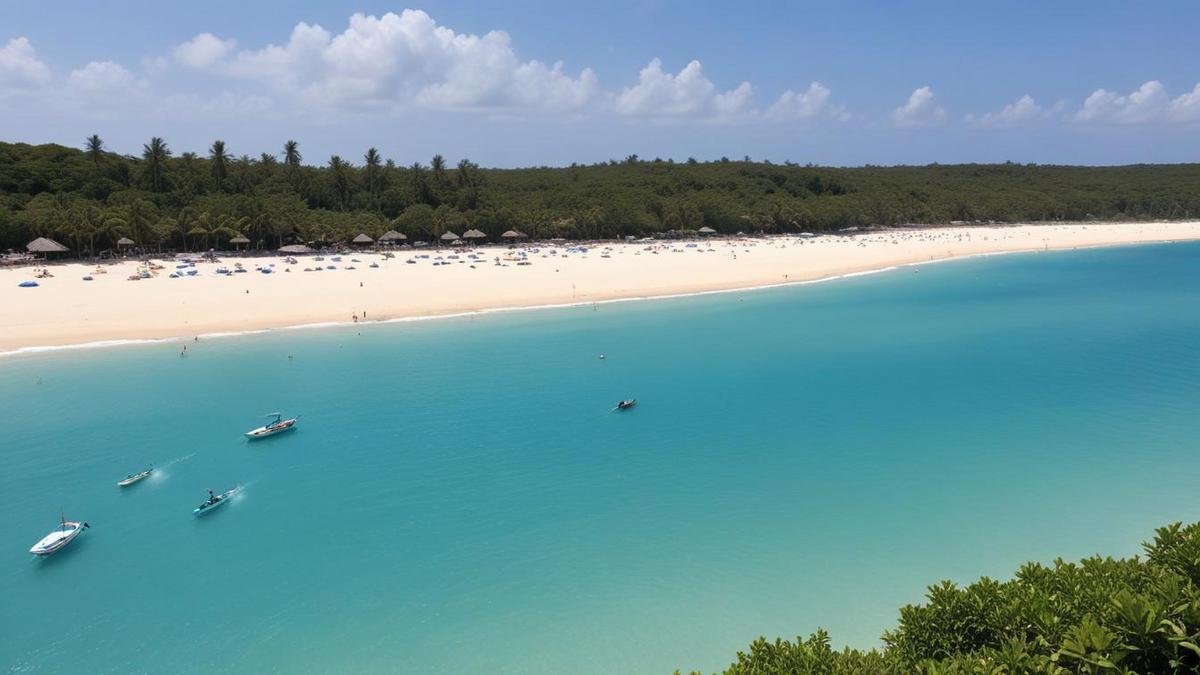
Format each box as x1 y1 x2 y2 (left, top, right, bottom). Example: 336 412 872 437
2 137 1199 255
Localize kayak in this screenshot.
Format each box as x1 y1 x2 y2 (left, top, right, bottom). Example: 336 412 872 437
193 487 239 517
117 469 152 487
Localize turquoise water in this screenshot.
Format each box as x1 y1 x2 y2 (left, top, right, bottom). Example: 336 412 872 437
4 242 1200 674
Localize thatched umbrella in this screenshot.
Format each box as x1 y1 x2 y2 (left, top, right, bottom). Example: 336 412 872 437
27 237 69 257
352 233 374 245
698 226 717 235
117 236 136 247
440 231 460 244
463 228 487 241
379 230 406 244
278 244 314 254
229 235 250 250
501 230 528 240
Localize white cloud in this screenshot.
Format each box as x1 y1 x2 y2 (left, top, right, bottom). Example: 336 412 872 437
1075 80 1169 124
892 86 945 128
1168 84 1200 123
615 58 753 119
157 91 274 118
67 61 139 96
965 94 1047 128
183 10 597 113
765 82 846 121
173 33 236 69
0 37 52 92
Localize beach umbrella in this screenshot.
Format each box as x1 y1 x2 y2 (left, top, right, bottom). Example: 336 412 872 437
117 237 136 247
27 237 69 253
278 244 314 254
440 231 460 242
463 229 487 241
501 230 528 240
352 233 374 245
229 235 250 244
698 226 717 235
379 230 406 243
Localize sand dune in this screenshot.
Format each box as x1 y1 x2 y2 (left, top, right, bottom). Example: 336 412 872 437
2 222 1199 354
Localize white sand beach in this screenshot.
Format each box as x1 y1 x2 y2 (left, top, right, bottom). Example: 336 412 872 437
2 222 1199 354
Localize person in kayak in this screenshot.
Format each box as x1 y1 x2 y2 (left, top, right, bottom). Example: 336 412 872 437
207 489 218 505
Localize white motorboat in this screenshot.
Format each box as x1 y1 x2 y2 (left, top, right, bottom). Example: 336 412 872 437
245 412 298 439
29 516 88 556
117 468 153 487
193 486 239 517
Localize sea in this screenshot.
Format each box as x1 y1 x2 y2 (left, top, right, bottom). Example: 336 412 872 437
3 241 1200 674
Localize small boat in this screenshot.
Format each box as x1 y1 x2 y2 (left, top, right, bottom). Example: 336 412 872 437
18 280 38 288
245 412 298 439
29 516 88 556
615 399 637 411
117 468 153 487
193 486 239 517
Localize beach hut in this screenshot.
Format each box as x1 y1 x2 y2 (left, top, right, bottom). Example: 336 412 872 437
352 233 374 246
278 244 314 254
27 237 69 258
698 226 717 236
229 235 250 251
117 236 136 248
379 230 406 245
501 230 528 240
440 231 461 245
463 228 487 242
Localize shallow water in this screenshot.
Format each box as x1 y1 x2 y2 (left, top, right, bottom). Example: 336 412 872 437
3 242 1200 673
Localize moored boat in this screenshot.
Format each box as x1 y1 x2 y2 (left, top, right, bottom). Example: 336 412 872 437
245 412 298 439
615 399 637 411
193 487 239 517
117 468 153 487
29 516 88 556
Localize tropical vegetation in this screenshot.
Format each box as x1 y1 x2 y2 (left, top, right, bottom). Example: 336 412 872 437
683 521 1200 674
2 138 1199 255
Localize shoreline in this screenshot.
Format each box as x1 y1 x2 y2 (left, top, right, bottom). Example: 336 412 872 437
3 222 1199 357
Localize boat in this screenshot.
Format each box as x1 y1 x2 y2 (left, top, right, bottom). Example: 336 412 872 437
117 468 153 487
615 399 637 411
244 412 298 439
193 486 239 517
29 516 88 556
18 280 38 288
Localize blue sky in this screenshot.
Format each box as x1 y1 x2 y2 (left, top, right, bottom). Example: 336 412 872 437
1 1 1197 167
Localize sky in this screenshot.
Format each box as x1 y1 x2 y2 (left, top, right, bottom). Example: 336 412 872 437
1 0 1198 167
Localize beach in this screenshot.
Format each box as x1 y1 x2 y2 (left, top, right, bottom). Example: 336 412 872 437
2 222 1199 354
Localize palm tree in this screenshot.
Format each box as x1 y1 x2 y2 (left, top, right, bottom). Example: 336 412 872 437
142 137 171 192
364 148 382 201
85 135 104 166
284 140 301 169
209 140 229 191
125 199 156 244
431 154 447 184
329 155 351 210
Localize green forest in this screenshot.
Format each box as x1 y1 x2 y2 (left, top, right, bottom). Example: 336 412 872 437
689 521 1200 674
2 137 1199 254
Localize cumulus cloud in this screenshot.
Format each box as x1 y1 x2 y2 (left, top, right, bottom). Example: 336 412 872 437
0 37 52 92
965 94 1048 128
178 10 598 113
1075 80 1168 124
1168 84 1200 123
892 86 945 128
67 61 139 96
1074 80 1200 125
615 58 754 119
765 82 847 121
173 32 236 69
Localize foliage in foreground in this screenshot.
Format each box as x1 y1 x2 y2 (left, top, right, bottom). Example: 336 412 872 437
686 522 1200 674
2 138 1200 253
